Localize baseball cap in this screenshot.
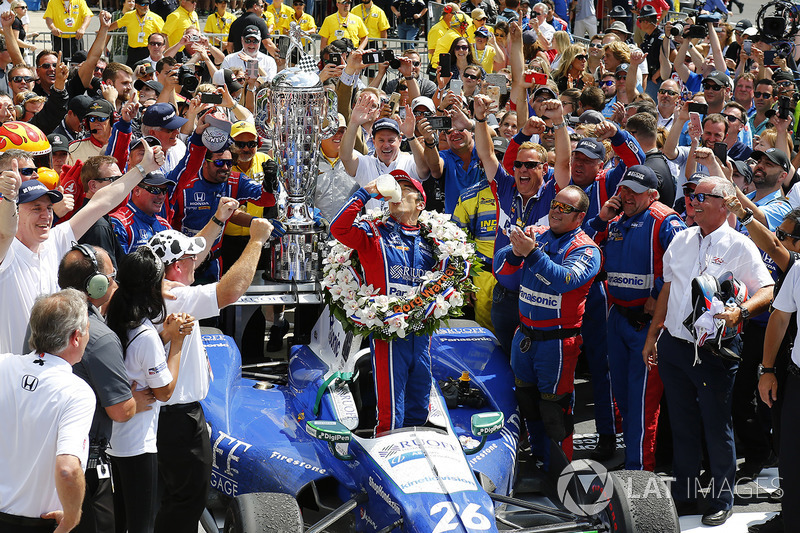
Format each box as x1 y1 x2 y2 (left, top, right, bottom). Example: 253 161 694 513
532 86 557 100
69 94 94 120
609 5 630 18
685 172 708 189
141 170 170 186
573 138 605 160
143 102 188 130
731 160 753 184
615 63 630 75
134 58 156 75
618 165 658 193
734 19 752 32
773 70 794 83
85 99 115 119
411 96 436 113
752 148 791 172
231 120 258 138
148 229 206 265
743 27 758 38
492 136 509 154
474 26 490 39
704 70 731 89
17 179 63 204
471 8 487 20
47 133 69 153
71 50 88 64
211 68 244 94
372 117 400 135
579 110 605 124
243 25 261 39
129 135 162 151
390 169 426 204
522 30 537 44
607 21 632 35
134 79 163 93
329 38 353 54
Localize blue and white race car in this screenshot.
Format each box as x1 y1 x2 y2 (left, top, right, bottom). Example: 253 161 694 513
200 313 680 533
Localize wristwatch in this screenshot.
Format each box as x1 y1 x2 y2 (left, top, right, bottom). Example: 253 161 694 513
738 208 754 226
135 164 146 176
758 364 776 377
737 304 750 321
552 121 566 130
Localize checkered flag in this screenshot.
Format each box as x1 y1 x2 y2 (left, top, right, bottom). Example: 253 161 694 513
287 22 317 73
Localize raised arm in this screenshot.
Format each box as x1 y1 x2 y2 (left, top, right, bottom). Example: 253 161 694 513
0 161 21 267
540 100 571 190
0 12 23 66
473 94 500 182
216 218 275 307
340 92 378 176
78 11 112 88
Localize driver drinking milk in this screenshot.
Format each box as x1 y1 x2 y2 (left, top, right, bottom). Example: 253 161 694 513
330 169 435 436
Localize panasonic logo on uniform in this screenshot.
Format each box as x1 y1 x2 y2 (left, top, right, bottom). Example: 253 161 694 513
520 288 561 309
607 272 653 288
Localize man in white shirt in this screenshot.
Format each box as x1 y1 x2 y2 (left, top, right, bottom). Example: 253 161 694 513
146 215 277 533
643 176 773 526
0 288 95 532
220 25 277 81
0 141 165 354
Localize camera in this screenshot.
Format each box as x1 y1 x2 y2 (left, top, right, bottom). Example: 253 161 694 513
685 24 708 39
177 65 199 93
669 21 685 37
779 95 793 119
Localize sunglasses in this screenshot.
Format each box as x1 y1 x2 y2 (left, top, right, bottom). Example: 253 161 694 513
776 228 800 241
88 116 110 123
38 62 57 69
550 199 582 214
19 167 38 177
149 40 165 46
93 175 120 183
208 158 234 167
575 54 588 61
513 160 544 169
615 74 626 80
589 43 602 49
688 192 724 202
753 91 773 99
410 61 421 66
722 113 742 123
15 5 26 9
462 72 480 80
10 76 33 83
702 83 722 91
533 10 544 15
244 37 259 44
658 89 678 96
413 110 431 117
454 45 469 51
139 184 168 195
234 140 258 149
601 80 614 87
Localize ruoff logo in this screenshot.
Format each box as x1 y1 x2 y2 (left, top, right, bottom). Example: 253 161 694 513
556 459 614 516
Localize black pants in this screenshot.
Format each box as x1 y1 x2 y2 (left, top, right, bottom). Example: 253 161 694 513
0 512 56 533
50 35 84 62
71 465 114 533
154 403 212 533
126 46 150 68
109 453 158 533
732 321 772 465
781 371 800 525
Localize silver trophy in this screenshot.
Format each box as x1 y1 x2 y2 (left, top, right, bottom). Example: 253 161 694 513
255 24 339 281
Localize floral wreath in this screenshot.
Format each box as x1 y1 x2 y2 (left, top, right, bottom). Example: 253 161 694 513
322 209 481 341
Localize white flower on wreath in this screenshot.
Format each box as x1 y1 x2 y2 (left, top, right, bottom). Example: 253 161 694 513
433 295 451 318
387 314 408 337
329 284 345 301
373 295 391 312
344 299 360 314
357 305 384 329
447 290 464 307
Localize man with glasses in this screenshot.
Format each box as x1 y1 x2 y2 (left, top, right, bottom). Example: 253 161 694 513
6 64 32 98
720 101 752 160
588 165 686 472
76 156 127 267
380 49 436 98
109 0 165 67
32 50 59 97
600 71 617 119
220 25 277 81
226 0 274 54
643 175 773 526
110 171 172 253
145 31 168 63
702 70 731 116
494 185 600 467
751 78 776 138
319 0 369 49
68 99 115 167
53 94 92 143
527 2 554 49
655 79 680 129
163 0 200 48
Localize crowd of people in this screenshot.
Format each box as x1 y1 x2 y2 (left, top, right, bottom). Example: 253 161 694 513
1 0 800 531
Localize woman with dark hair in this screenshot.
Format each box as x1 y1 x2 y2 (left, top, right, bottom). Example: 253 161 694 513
449 36 476 79
106 246 193 533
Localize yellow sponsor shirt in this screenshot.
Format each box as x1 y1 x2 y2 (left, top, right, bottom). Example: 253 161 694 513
44 0 92 33
268 2 294 34
204 10 235 38
291 12 317 33
350 3 390 39
473 43 496 73
431 27 475 68
225 151 271 237
318 12 368 47
162 5 200 47
115 10 165 48
262 10 276 32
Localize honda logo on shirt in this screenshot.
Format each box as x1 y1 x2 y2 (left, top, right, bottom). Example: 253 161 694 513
21 375 38 392
195 192 205 202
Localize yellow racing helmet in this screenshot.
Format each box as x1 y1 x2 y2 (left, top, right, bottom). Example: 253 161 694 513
0 121 52 169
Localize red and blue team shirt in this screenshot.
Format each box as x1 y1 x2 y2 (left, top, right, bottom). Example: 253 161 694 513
109 200 172 254
494 225 601 330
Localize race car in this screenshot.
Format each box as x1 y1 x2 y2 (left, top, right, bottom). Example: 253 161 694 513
200 312 680 532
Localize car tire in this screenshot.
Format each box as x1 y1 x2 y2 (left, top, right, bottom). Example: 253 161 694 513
224 492 303 533
598 470 680 533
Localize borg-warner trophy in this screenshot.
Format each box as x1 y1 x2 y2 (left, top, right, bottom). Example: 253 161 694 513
255 24 339 281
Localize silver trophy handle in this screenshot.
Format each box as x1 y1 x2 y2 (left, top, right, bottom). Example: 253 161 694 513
319 88 339 139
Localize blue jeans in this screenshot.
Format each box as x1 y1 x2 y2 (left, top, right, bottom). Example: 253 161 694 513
396 23 419 51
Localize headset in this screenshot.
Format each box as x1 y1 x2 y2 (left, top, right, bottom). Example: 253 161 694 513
71 243 110 300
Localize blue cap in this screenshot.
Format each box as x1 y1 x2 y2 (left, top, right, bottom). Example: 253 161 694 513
619 165 658 193
474 26 490 39
372 118 400 135
572 138 605 160
143 103 188 130
17 179 63 204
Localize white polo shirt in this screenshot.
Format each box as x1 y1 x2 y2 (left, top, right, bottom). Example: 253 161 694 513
220 51 278 82
772 261 800 366
353 151 421 211
0 352 94 519
160 283 220 405
108 320 173 457
0 223 75 354
662 223 773 343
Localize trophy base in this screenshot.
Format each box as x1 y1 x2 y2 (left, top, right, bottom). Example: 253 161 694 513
269 229 326 282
